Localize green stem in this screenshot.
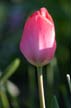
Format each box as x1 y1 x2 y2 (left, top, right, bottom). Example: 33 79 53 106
37 66 46 108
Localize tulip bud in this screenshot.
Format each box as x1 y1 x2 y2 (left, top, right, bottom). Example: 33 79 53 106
20 7 56 66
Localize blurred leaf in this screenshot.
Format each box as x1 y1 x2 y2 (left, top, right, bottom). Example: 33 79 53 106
46 57 59 90
45 57 59 108
10 97 20 108
66 74 71 93
0 88 10 108
0 58 20 83
60 85 71 108
50 96 60 108
6 80 20 97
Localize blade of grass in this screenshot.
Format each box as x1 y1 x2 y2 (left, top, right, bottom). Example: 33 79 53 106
60 85 71 108
50 96 60 108
0 87 10 108
0 58 20 84
66 74 71 93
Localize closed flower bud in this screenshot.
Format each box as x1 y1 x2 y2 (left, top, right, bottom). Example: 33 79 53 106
20 7 56 66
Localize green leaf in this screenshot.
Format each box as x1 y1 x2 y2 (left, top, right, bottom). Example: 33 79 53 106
0 88 10 108
60 85 71 108
0 58 20 84
50 96 60 108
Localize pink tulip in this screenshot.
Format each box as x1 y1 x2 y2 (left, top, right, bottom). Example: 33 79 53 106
20 7 56 66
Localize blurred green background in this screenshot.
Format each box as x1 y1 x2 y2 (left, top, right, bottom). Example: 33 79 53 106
0 0 71 108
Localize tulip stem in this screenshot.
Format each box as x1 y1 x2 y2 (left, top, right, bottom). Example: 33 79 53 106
37 66 46 108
